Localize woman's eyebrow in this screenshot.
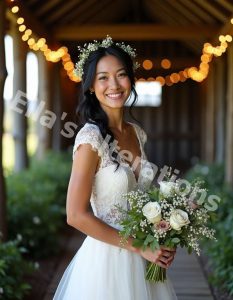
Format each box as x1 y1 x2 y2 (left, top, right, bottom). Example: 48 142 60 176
96 68 125 75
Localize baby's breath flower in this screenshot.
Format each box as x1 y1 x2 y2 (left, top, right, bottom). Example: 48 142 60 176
74 35 140 79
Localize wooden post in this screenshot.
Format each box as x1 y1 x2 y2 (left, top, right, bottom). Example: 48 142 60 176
0 0 8 240
12 23 29 172
52 63 62 152
225 44 233 185
202 67 215 163
36 52 53 159
215 59 226 164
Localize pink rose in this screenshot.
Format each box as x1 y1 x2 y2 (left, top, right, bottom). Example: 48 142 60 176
154 220 170 232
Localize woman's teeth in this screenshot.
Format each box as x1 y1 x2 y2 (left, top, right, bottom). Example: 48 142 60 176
107 93 123 99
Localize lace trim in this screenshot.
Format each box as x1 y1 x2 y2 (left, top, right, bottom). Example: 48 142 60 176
73 122 148 172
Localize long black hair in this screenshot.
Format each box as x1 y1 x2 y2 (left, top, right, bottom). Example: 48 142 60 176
76 44 138 165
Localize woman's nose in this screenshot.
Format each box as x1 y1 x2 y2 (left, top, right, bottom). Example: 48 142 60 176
109 76 120 89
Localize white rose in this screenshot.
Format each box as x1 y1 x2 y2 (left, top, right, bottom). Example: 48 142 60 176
159 181 176 197
142 202 161 224
170 209 190 231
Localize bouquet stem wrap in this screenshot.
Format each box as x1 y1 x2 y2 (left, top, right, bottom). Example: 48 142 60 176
146 262 166 282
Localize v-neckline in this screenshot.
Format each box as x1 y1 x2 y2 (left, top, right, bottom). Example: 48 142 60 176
119 122 143 183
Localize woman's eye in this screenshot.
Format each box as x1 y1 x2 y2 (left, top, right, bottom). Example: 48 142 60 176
99 76 107 80
118 73 127 77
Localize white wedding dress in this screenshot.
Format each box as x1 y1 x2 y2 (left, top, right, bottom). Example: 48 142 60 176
53 122 177 300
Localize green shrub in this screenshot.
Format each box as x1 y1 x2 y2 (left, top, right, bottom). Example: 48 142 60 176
186 162 233 296
6 151 71 258
0 240 34 300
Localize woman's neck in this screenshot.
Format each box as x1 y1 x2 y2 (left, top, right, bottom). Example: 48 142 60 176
102 106 126 133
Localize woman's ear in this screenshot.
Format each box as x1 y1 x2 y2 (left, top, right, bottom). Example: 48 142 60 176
90 88 94 94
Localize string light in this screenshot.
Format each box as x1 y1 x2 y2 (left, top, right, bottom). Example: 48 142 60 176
8 2 233 85
17 17 24 24
18 24 26 32
161 59 171 69
142 59 153 70
11 6 19 13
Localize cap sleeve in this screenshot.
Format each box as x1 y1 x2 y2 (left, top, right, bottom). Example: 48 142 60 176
72 123 104 160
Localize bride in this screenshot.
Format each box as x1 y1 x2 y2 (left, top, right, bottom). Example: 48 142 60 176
53 36 177 300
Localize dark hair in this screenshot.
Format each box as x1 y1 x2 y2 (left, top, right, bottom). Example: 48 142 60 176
76 44 138 166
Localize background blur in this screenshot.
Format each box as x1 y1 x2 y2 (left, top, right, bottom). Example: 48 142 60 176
0 1 233 300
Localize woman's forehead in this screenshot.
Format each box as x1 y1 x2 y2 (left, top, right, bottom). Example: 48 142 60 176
96 55 124 73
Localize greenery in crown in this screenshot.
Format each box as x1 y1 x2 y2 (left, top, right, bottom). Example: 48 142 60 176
74 35 140 79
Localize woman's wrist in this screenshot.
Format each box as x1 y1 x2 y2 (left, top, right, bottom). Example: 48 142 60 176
126 237 140 254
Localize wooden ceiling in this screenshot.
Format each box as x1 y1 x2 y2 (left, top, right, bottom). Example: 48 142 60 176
9 0 233 73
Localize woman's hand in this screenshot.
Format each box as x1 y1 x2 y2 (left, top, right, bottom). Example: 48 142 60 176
139 246 176 269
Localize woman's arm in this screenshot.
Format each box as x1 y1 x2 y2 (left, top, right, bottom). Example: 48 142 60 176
67 144 137 252
66 144 175 268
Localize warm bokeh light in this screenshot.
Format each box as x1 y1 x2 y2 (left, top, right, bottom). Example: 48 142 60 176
161 59 171 69
11 6 19 13
170 73 180 83
17 17 24 24
225 35 232 42
142 59 153 70
27 38 35 46
155 76 165 86
8 2 233 85
22 34 29 42
25 29 32 36
19 25 26 32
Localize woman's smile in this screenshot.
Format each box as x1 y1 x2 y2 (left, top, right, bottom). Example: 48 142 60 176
92 55 131 110
106 92 125 100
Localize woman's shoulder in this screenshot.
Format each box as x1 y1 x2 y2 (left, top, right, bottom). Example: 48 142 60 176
73 122 104 159
79 122 100 131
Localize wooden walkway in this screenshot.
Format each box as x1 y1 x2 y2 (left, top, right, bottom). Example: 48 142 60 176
44 231 214 300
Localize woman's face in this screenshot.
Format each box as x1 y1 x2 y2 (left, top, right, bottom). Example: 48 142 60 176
92 55 131 110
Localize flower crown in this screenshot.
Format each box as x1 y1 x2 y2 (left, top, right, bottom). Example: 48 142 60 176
74 35 140 79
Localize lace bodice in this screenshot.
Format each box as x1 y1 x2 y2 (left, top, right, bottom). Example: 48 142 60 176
73 123 154 229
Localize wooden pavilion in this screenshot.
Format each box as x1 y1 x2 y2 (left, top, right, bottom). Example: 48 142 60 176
0 0 233 241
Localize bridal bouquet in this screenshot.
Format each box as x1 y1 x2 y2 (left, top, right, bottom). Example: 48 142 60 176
118 179 217 282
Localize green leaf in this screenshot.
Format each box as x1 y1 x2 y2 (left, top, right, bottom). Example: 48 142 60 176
144 234 155 246
132 239 143 248
150 239 159 252
136 231 147 239
171 238 180 244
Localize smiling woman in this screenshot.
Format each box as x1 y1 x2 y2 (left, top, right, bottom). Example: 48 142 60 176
92 55 131 110
53 36 177 300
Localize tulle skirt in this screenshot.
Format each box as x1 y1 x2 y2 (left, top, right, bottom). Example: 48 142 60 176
53 236 177 300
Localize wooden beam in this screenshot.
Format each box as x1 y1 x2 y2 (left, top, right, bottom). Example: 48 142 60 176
192 0 228 23
55 24 219 41
145 0 201 54
57 0 98 26
216 0 233 13
44 0 83 25
36 0 62 17
177 0 216 23
74 0 112 25
212 14 233 44
166 0 203 24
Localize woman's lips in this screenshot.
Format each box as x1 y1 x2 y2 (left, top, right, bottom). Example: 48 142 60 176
106 92 124 100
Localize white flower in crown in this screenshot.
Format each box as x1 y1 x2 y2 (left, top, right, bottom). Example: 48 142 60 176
74 35 140 79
